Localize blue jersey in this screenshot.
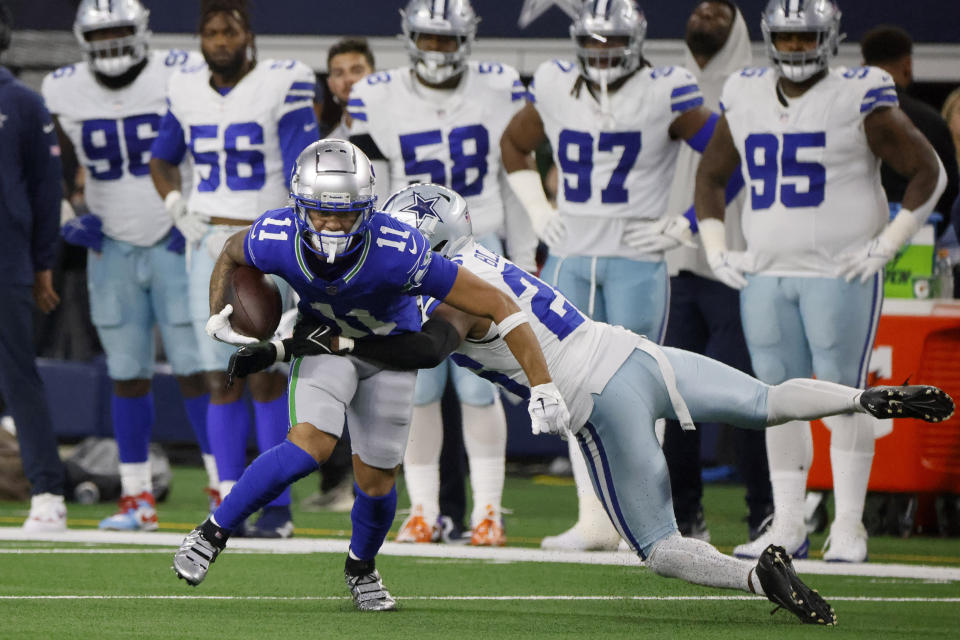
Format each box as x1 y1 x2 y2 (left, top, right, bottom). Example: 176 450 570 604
245 209 459 337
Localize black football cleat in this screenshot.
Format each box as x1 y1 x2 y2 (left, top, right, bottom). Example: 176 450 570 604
755 545 837 625
860 385 955 422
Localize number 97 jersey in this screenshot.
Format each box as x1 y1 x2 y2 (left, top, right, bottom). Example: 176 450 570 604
722 66 897 277
347 62 525 238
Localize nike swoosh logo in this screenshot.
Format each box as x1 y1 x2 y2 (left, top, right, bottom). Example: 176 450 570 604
43 123 55 133
408 243 418 254
303 122 317 132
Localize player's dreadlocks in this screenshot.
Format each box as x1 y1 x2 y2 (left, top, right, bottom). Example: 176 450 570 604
199 0 256 64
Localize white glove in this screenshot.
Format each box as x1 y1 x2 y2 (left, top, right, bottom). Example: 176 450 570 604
205 304 258 345
706 249 750 290
541 216 567 248
528 382 571 437
834 235 898 283
165 190 208 245
623 215 696 254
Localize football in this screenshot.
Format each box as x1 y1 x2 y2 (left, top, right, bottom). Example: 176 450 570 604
224 265 282 340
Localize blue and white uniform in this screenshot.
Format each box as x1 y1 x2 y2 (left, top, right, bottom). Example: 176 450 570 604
425 241 771 555
245 209 460 467
531 60 705 341
722 65 893 387
42 49 203 380
151 58 319 370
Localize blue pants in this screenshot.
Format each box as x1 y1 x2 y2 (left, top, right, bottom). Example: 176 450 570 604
542 254 669 341
0 285 65 495
661 272 771 528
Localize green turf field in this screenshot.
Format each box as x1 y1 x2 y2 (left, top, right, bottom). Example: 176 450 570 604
1 467 958 639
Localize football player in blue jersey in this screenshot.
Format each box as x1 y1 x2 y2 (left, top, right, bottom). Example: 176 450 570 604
229 182 954 625
149 0 320 536
173 139 568 611
696 0 947 563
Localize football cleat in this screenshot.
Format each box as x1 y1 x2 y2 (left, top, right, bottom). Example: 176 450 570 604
395 505 439 543
860 385 954 422
470 505 506 546
678 506 711 543
734 520 808 560
300 479 355 512
755 544 837 625
98 491 158 531
345 565 397 612
22 493 67 533
173 519 227 586
242 505 294 539
822 520 868 563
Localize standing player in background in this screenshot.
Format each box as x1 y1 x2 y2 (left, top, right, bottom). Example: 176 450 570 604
502 0 737 551
660 0 773 544
0 0 69 533
149 0 319 537
696 0 947 562
42 0 212 531
348 0 535 545
173 140 568 610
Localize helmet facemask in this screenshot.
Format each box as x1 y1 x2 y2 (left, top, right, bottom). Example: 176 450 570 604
296 196 373 264
762 0 841 83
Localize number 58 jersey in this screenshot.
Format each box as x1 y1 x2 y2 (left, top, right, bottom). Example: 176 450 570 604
348 62 524 238
722 66 897 277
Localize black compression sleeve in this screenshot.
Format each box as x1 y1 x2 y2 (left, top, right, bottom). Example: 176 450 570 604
349 317 462 370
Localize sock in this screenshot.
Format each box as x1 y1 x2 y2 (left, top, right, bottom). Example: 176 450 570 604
212 440 318 531
766 379 861 425
253 395 292 508
765 420 812 534
403 402 444 522
569 438 619 542
825 413 875 525
350 483 398 561
208 399 250 483
403 463 440 523
202 454 219 490
112 393 154 464
119 461 151 496
646 531 759 594
219 480 236 498
462 401 506 525
183 393 211 454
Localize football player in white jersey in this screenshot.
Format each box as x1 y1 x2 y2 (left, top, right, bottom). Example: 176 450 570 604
346 0 534 545
695 0 947 562
42 0 212 531
502 0 739 552
232 182 954 625
148 0 320 537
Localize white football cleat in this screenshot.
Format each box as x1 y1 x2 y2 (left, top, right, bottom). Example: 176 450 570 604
541 523 621 551
822 519 868 562
733 520 809 559
22 493 67 533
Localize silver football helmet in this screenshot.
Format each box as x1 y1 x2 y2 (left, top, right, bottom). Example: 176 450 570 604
291 139 377 264
74 0 150 77
762 0 842 82
382 183 473 259
401 0 479 85
570 0 646 86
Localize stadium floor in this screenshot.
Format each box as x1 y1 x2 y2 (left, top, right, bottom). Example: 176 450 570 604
1 468 958 638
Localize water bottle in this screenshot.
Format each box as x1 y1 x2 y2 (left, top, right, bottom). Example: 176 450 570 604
74 481 100 504
935 249 954 299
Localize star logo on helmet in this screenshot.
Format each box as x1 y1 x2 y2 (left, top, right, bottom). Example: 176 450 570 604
400 192 443 225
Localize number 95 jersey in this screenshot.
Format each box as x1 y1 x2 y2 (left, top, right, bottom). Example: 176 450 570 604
722 66 897 277
347 62 525 238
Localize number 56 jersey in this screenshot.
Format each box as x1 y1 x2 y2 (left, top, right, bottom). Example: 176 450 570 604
347 62 524 238
722 66 897 277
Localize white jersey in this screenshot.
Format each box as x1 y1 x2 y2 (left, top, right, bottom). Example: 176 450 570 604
42 50 200 246
722 65 896 277
348 62 525 238
425 240 643 430
531 60 704 258
164 58 317 221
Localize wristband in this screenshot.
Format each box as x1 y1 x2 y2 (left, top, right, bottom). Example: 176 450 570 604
497 311 529 338
506 169 556 235
164 190 182 211
338 336 355 353
698 218 727 255
270 338 285 363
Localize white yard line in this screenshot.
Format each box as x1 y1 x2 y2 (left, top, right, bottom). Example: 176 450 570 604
0 595 957 602
1 527 959 581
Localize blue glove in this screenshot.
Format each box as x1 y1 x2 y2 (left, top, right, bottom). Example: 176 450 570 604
61 214 104 252
166 227 186 254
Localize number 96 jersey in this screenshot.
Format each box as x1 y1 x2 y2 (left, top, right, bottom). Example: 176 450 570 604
347 62 525 238
722 66 897 277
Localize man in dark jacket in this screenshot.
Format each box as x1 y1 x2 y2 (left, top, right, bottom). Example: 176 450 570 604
0 2 68 531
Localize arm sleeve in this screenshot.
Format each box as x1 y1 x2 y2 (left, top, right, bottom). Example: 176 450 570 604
150 100 188 165
277 105 319 186
345 317 462 370
24 92 63 272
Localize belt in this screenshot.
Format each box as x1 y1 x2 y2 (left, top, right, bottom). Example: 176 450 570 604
208 216 253 227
